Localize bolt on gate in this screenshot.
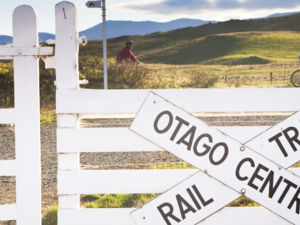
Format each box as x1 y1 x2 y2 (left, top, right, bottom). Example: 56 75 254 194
0 5 53 225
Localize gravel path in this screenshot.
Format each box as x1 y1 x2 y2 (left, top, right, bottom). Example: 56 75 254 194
0 114 290 215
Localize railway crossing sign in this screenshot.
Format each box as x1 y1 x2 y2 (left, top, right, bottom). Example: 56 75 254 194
131 171 240 225
246 111 300 169
130 92 300 225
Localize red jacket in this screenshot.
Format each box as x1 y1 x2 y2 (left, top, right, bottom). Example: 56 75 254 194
117 46 139 63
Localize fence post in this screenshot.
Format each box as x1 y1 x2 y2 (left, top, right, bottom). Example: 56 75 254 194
13 5 41 225
55 2 80 224
270 72 273 84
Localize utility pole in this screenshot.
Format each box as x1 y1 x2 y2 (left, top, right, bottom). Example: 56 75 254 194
86 0 108 89
102 0 108 89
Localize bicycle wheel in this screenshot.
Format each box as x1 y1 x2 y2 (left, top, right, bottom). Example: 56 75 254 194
290 70 300 87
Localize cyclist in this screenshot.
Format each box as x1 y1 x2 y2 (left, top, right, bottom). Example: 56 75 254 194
116 40 141 64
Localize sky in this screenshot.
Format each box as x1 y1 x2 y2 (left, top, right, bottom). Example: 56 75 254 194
1 0 300 35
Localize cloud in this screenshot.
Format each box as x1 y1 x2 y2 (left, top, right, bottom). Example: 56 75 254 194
127 0 300 14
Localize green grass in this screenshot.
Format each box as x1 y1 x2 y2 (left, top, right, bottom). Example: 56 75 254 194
42 205 57 225
40 108 56 124
229 196 259 207
292 162 300 168
77 162 260 209
137 31 300 64
222 32 300 62
150 162 194 169
82 194 159 209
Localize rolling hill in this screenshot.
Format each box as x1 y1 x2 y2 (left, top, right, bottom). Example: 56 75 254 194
80 13 300 64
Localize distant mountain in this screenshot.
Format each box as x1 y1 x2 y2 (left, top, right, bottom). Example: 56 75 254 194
0 33 55 45
0 35 12 45
266 11 299 18
39 32 55 43
0 18 214 44
79 18 214 40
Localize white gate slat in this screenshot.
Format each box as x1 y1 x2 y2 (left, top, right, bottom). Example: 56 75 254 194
0 46 53 56
57 127 160 152
198 207 292 225
0 204 17 221
58 168 300 195
0 109 15 124
13 5 41 225
58 169 197 195
290 168 300 176
57 126 269 153
0 160 16 176
58 208 136 225
58 207 291 225
55 1 79 90
55 1 81 212
56 88 300 114
77 111 292 119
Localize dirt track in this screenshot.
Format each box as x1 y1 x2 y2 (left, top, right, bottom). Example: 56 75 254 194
0 114 290 215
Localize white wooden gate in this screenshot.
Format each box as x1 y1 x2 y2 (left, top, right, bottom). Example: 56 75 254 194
1 2 300 225
0 5 52 225
55 2 300 225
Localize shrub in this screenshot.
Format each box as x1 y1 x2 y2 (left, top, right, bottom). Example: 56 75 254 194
0 62 14 108
81 194 101 203
83 194 158 208
42 206 57 225
229 196 259 207
107 63 149 89
188 71 218 88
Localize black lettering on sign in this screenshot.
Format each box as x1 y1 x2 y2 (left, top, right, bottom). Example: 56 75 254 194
157 184 214 224
176 194 196 220
186 187 201 210
288 187 300 214
268 133 288 157
157 203 181 225
176 126 196 151
268 126 300 157
278 179 297 204
248 164 269 190
192 184 214 207
193 134 212 156
170 116 189 141
235 158 255 181
209 142 228 165
154 111 173 134
153 112 229 166
282 127 300 153
259 171 283 199
236 158 300 215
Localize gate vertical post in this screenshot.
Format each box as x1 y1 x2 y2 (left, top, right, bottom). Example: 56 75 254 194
13 5 41 225
55 2 80 223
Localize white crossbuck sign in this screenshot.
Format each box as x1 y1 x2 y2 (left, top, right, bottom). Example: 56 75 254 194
130 92 300 225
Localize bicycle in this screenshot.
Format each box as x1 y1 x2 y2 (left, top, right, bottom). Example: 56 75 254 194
290 69 300 87
290 54 300 87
